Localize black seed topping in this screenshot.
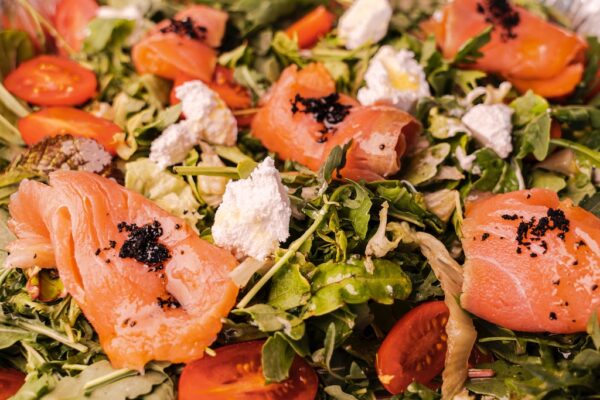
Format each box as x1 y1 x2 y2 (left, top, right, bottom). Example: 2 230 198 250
552 279 560 286
109 240 116 249
549 312 557 320
95 249 101 256
573 260 579 266
482 233 490 241
502 214 519 220
118 221 171 269
530 253 537 258
175 224 181 230
291 93 352 135
592 284 598 291
159 17 207 41
477 0 521 41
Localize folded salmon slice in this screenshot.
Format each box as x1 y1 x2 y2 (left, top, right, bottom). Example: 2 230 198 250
251 63 421 182
5 171 238 369
461 189 600 333
423 0 587 97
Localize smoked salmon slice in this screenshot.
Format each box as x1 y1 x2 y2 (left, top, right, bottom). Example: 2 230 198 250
461 189 600 334
5 171 238 369
132 33 216 82
251 63 421 182
423 0 587 98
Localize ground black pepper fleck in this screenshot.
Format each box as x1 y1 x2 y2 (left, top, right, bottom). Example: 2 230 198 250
573 260 579 266
175 224 181 230
549 312 557 320
576 240 586 248
482 233 490 241
291 93 352 135
530 253 537 258
118 221 171 270
592 284 598 291
502 214 519 220
109 240 116 248
157 296 181 309
33 254 37 259
552 279 560 286
106 259 111 264
95 249 101 256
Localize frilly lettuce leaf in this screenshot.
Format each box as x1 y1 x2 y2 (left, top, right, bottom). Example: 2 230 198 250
125 158 201 231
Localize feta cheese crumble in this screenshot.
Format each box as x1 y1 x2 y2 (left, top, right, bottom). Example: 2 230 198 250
212 158 291 261
461 104 514 159
338 0 392 50
150 80 237 169
357 46 430 112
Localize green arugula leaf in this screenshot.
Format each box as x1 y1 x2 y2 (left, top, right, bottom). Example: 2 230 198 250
581 192 600 218
234 304 305 340
83 18 135 53
452 26 492 65
268 255 312 310
342 183 372 240
319 142 352 183
514 112 551 161
261 333 295 383
303 259 411 318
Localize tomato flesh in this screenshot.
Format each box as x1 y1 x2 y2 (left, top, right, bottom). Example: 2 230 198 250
178 341 318 400
54 0 99 55
4 55 97 106
0 368 25 399
376 301 449 394
18 107 121 154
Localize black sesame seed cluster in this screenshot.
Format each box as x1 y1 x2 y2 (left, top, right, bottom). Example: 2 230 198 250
476 0 521 41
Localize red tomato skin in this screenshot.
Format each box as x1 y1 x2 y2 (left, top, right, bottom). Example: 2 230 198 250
54 0 99 55
178 341 318 400
376 301 450 394
18 107 121 154
285 6 335 48
0 368 25 399
4 55 97 106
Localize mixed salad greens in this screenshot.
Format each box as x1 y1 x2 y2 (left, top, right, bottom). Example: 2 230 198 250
1 0 600 399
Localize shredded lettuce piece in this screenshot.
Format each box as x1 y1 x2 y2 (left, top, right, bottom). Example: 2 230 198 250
415 232 476 400
124 158 201 231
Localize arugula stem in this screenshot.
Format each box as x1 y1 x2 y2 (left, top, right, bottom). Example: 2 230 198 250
83 368 138 395
0 83 30 118
174 165 240 178
6 317 89 352
236 186 346 309
550 138 600 166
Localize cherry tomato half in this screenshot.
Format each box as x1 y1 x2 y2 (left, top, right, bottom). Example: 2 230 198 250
376 301 449 394
54 0 99 55
285 6 335 49
0 368 25 399
178 341 318 400
18 107 121 154
4 55 97 106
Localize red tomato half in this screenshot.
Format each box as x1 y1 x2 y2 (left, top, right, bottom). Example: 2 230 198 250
178 341 318 400
376 301 449 394
54 0 99 55
18 107 121 154
0 368 25 399
4 55 97 106
285 6 335 49
132 33 216 82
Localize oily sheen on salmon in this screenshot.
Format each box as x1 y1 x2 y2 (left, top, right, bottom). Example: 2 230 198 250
461 189 600 333
422 0 587 98
251 63 421 182
5 171 239 369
